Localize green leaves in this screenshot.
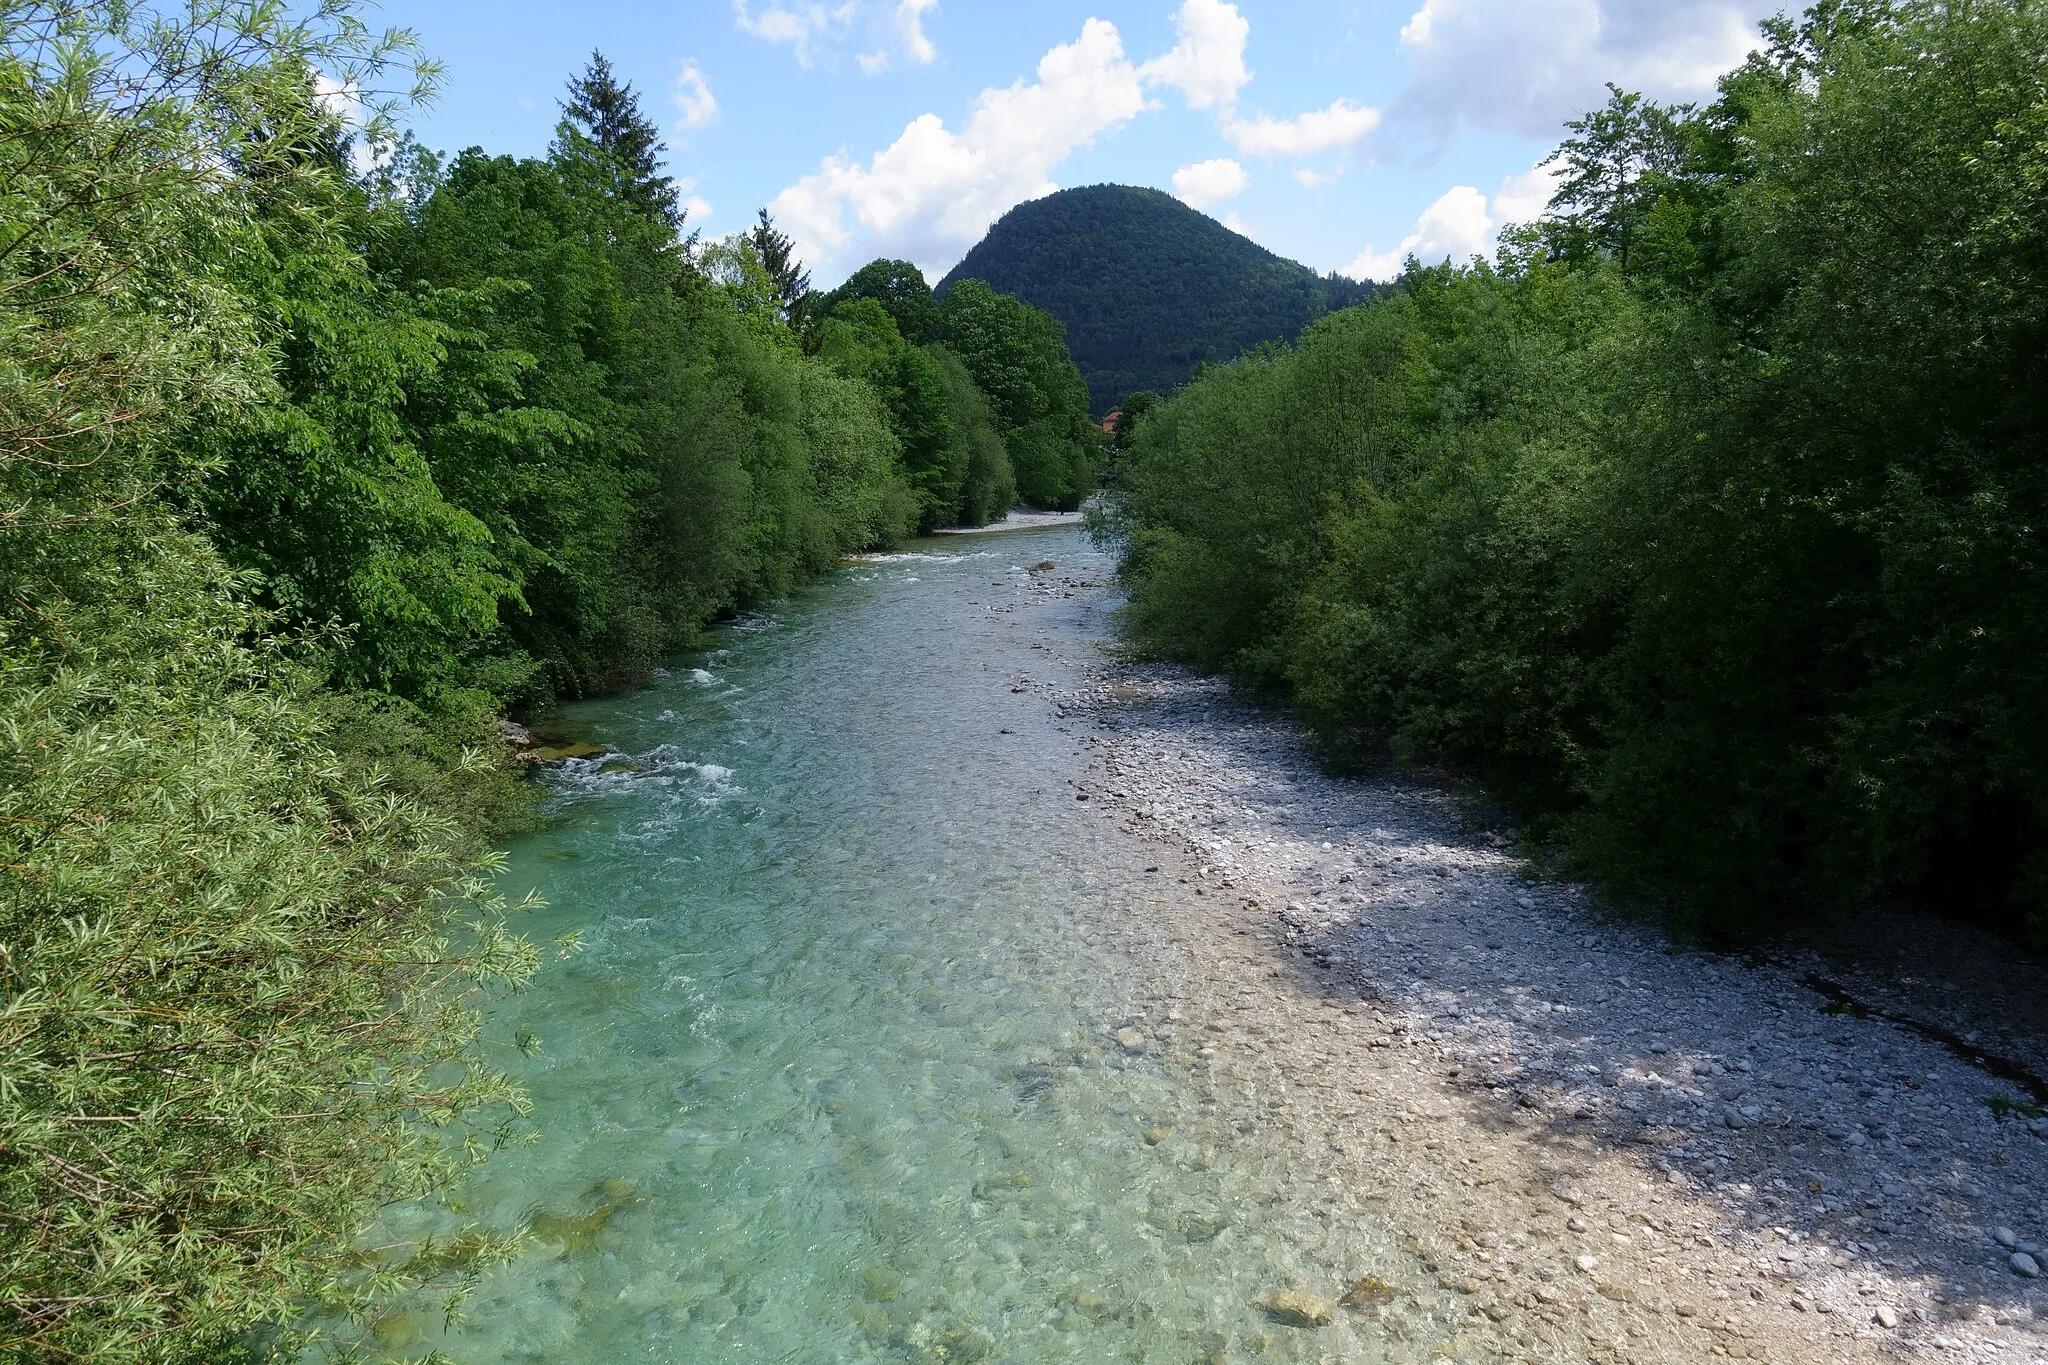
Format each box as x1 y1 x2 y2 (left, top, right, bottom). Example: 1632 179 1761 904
935 279 1097 511
1111 0 2048 946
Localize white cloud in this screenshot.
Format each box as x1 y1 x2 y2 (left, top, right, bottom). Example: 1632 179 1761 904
1138 0 1250 112
732 1 845 56
1490 161 1561 226
675 176 714 228
1172 158 1249 210
1294 167 1336 189
1223 97 1380 158
672 62 718 130
1222 210 1253 237
897 0 938 64
771 18 1147 280
314 73 361 125
1343 184 1492 280
1337 162 1563 281
736 0 941 72
1395 0 1765 139
1139 1 1377 172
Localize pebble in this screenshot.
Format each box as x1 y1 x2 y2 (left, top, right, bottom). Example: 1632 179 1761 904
2013 1252 2042 1278
1053 643 2048 1365
1995 1227 2019 1250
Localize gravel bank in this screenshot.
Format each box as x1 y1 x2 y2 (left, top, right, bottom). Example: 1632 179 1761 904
1008 584 2048 1363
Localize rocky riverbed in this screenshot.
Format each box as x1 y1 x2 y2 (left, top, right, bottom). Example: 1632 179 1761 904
1003 555 2048 1364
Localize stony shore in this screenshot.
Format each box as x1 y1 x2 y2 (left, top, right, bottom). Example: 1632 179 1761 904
1008 559 2048 1364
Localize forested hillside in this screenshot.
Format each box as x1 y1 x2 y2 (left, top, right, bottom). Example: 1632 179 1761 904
1108 0 2048 947
0 7 1087 1358
937 184 1378 414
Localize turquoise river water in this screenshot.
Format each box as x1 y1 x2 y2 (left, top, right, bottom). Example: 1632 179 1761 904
368 527 1433 1364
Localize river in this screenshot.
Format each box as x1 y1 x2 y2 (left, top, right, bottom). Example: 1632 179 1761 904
367 525 1436 1363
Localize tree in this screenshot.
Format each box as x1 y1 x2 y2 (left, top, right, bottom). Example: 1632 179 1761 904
1542 83 1697 269
749 208 814 331
935 280 1097 510
818 258 939 344
0 7 540 1360
556 52 682 230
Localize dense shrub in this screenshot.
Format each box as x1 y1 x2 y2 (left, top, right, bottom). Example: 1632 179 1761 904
1111 0 2048 943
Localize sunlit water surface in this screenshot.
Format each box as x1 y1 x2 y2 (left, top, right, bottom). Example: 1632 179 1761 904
371 528 1429 1363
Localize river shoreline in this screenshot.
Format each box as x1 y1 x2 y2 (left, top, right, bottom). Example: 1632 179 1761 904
1000 546 2048 1363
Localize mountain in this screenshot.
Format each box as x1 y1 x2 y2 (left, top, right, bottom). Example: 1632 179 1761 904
937 184 1381 415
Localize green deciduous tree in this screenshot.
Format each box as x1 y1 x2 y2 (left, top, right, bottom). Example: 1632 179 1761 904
935 279 1097 511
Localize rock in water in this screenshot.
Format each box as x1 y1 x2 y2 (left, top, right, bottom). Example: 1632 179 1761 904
1338 1276 1399 1309
525 1203 615 1255
1262 1290 1334 1327
860 1265 904 1302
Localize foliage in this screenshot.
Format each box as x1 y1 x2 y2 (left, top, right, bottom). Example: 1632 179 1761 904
934 279 1097 511
0 5 538 1360
814 258 939 344
812 298 1015 529
1109 0 2048 945
938 184 1381 414
747 209 814 332
928 344 1016 526
556 51 682 231
0 528 540 1363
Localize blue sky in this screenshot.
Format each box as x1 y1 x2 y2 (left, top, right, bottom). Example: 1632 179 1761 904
392 0 1777 288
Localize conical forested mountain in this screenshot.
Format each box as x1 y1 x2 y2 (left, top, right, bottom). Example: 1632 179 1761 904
938 184 1380 414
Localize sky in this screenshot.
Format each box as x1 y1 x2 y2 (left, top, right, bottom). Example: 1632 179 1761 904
388 0 1778 289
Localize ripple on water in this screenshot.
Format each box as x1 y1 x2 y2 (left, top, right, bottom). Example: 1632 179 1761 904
348 529 1442 1364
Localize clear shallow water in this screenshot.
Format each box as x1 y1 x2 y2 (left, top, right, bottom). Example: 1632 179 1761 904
370 528 1430 1364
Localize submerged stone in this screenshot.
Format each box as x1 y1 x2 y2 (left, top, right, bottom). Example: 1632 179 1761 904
862 1265 905 1302
1263 1289 1335 1327
1339 1275 1400 1309
526 1202 615 1254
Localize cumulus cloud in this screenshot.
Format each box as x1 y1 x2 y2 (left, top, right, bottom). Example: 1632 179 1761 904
1140 1 1378 173
734 0 937 72
1172 158 1249 210
1224 98 1381 158
1138 0 1250 111
770 18 1146 280
675 176 714 228
672 62 718 130
1343 184 1492 280
1490 160 1562 226
1395 0 1765 140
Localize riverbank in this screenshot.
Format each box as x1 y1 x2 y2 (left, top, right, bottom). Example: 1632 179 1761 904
997 559 2048 1362
928 508 1087 536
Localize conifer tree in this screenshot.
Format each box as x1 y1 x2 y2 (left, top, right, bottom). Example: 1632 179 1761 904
749 208 814 329
557 51 682 229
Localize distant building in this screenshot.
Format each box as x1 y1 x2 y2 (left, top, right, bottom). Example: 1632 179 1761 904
1098 411 1122 434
